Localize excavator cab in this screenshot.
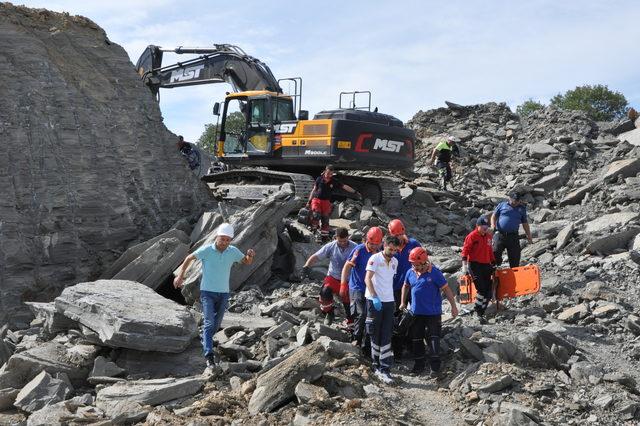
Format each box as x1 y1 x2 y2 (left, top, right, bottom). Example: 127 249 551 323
216 91 297 159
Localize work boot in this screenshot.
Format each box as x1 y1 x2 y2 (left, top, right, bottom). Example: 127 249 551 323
324 311 335 326
205 354 215 369
411 360 426 376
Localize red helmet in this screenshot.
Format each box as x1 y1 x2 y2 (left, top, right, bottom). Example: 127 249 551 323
408 247 428 264
366 227 383 245
388 219 405 236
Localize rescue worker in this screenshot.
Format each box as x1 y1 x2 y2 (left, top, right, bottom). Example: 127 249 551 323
302 227 357 325
306 165 359 240
490 192 533 268
340 227 384 352
387 218 422 359
400 247 458 377
365 234 401 384
461 217 495 324
430 135 457 190
173 223 255 369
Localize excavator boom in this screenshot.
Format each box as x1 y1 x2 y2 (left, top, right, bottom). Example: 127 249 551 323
136 44 282 97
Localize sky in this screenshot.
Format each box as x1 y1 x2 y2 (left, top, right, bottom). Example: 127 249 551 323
18 0 640 142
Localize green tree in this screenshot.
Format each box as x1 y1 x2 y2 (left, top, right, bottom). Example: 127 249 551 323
550 84 629 121
197 111 246 153
516 98 545 116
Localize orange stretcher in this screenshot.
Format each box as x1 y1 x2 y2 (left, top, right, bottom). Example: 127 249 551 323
459 264 541 305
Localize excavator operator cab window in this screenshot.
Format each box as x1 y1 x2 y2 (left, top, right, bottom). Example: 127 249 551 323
222 99 247 155
273 98 296 123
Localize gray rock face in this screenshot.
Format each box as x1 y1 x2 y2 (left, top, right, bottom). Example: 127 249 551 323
14 370 72 413
54 280 197 352
248 341 328 414
583 212 639 233
0 5 209 327
24 302 78 336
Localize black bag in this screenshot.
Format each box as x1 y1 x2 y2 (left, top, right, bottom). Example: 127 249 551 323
394 309 414 337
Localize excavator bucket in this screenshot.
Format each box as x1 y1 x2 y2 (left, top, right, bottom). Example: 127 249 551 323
458 274 477 305
494 264 541 300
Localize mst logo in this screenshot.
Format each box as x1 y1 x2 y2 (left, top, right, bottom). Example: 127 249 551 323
170 64 205 83
373 138 404 153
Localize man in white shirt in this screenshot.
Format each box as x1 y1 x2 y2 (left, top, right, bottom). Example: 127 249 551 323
364 234 401 384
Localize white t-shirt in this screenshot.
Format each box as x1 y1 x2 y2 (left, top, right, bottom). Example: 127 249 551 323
365 252 397 302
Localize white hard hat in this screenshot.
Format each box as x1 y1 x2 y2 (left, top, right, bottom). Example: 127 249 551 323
217 223 235 239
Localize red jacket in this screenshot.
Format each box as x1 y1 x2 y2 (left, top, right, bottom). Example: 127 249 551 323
461 229 495 264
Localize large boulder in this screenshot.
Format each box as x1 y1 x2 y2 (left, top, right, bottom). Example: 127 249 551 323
583 212 639 233
54 280 197 352
112 237 189 290
5 341 94 387
0 5 210 327
95 376 203 408
248 341 328 414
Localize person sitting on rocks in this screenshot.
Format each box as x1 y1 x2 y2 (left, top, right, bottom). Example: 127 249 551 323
173 223 255 370
340 226 384 353
176 135 201 172
490 192 533 268
306 165 359 241
387 218 422 360
400 247 458 377
365 234 401 384
302 227 357 326
461 216 495 324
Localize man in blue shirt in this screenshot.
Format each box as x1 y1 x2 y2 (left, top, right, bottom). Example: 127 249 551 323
340 227 383 352
490 192 533 268
173 223 255 369
302 227 357 325
387 218 422 360
400 247 458 377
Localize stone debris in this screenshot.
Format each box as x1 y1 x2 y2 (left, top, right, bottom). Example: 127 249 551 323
13 370 73 413
0 5 639 424
54 280 197 352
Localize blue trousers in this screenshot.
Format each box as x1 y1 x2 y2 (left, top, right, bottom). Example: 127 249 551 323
200 291 230 357
366 300 395 372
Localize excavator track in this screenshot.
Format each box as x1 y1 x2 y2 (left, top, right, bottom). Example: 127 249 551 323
202 169 315 204
203 169 401 207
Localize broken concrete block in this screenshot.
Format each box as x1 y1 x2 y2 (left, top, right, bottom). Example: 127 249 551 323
476 374 513 393
54 280 197 353
115 341 206 379
528 142 559 159
314 324 350 342
557 304 590 323
585 228 640 255
248 341 328 414
14 370 72 413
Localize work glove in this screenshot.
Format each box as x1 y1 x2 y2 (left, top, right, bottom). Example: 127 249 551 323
339 282 349 302
301 266 311 279
462 261 469 275
372 296 382 312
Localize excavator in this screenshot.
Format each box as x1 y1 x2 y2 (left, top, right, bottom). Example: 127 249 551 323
136 44 416 205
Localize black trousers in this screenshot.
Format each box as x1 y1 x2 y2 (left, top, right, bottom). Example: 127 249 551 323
350 289 369 350
410 315 442 372
469 261 493 315
436 161 452 181
392 288 411 358
493 231 521 268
